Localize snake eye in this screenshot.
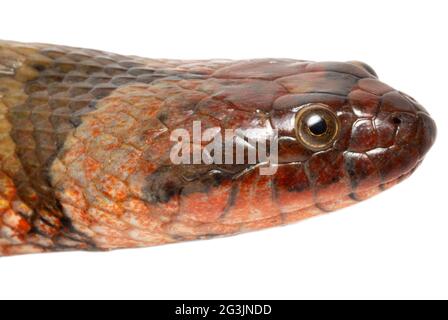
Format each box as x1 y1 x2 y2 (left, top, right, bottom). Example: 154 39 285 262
295 103 340 151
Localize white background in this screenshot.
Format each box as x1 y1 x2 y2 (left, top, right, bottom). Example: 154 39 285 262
1 0 447 300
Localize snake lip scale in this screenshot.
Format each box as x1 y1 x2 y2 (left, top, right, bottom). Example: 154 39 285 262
0 40 436 256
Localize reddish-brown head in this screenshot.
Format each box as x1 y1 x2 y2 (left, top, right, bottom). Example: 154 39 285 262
270 61 436 213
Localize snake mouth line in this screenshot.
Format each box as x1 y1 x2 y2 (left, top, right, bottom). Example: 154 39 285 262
378 159 422 191
320 157 424 208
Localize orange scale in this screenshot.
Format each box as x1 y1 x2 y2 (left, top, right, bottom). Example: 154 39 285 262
34 218 59 237
164 219 203 239
91 224 129 239
122 198 150 215
2 245 45 256
274 165 314 214
121 199 164 231
93 197 124 218
87 207 130 231
283 205 323 224
127 229 173 245
122 94 154 106
153 85 185 100
75 117 104 139
27 233 54 247
85 184 124 217
83 156 102 181
148 195 180 221
106 112 138 132
0 172 16 201
69 221 96 239
97 174 129 202
145 137 173 162
0 197 10 212
0 224 19 241
2 209 31 235
138 119 169 143
61 203 95 226
54 183 84 209
126 171 150 199
105 148 142 181
60 140 86 165
129 98 162 118
179 180 233 223
121 210 163 232
241 215 283 232
96 95 126 108
38 209 63 228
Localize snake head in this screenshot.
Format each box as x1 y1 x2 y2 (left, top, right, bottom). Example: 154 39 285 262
271 61 436 212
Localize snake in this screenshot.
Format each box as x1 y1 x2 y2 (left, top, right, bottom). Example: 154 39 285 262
0 40 436 256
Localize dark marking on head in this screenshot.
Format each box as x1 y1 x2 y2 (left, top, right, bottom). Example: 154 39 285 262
143 164 251 204
142 166 184 203
344 154 359 189
157 111 169 125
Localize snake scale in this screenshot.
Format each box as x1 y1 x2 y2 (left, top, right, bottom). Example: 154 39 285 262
0 40 436 256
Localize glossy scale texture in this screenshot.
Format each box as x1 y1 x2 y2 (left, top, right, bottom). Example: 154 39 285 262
0 41 436 256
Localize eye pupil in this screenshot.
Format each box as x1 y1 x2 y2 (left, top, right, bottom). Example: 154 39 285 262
295 103 340 152
307 115 328 136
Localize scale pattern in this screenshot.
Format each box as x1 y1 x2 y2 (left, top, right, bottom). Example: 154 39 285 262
0 41 436 256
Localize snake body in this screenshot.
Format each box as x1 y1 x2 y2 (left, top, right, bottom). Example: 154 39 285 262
0 41 436 256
